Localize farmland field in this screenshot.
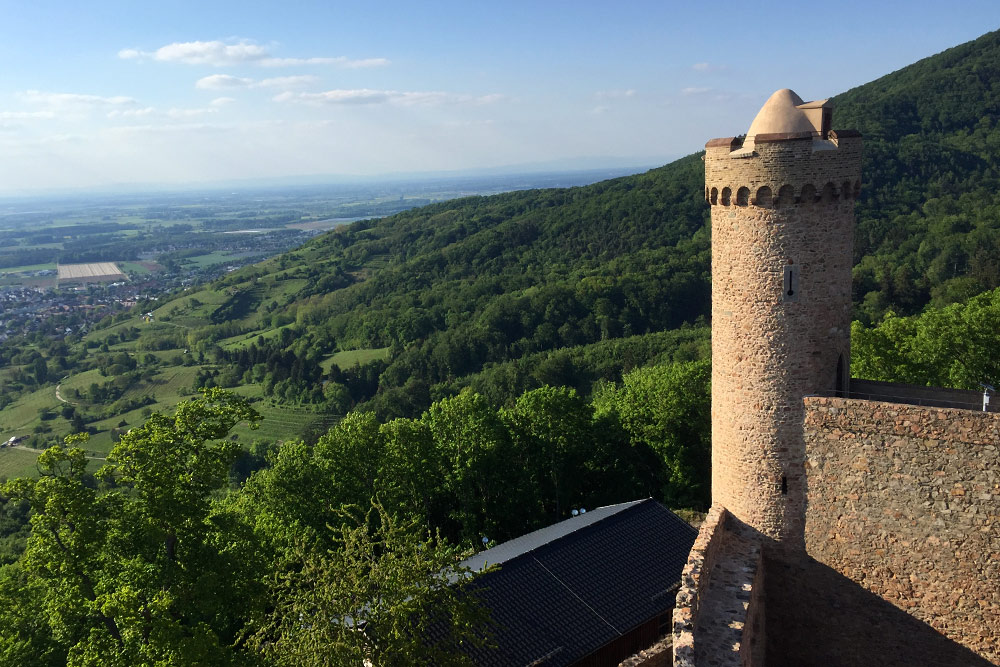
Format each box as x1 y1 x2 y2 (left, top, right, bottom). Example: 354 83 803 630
0 448 43 481
322 347 392 372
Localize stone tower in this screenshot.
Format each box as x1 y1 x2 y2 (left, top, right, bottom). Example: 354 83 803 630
705 89 861 546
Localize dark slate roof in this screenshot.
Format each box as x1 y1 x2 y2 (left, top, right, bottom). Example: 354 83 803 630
455 498 697 666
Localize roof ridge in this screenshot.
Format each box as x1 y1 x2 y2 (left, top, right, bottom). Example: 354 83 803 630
462 498 652 571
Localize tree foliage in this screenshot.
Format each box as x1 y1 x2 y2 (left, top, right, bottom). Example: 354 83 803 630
249 502 489 667
851 286 1000 389
1 390 263 666
594 360 711 507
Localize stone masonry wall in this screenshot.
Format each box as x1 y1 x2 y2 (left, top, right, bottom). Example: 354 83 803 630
706 134 861 545
705 132 862 202
673 505 729 666
673 506 765 667
804 396 1000 663
741 552 765 667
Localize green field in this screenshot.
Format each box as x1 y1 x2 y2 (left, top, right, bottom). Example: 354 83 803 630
119 261 151 275
184 251 240 269
58 368 104 395
0 263 57 274
321 347 392 372
229 400 341 443
152 288 229 326
0 385 64 437
27 364 331 456
0 448 43 481
221 324 292 350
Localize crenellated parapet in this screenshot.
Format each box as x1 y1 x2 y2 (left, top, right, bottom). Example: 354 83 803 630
704 130 862 209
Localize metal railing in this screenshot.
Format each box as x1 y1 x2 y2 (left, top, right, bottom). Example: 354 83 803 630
810 389 991 413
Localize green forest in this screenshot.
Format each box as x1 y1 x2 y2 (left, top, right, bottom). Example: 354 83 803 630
2 27 1000 666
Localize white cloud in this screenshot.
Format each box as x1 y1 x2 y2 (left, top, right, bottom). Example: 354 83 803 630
274 89 502 107
471 93 504 105
692 63 726 72
273 89 389 105
103 122 226 136
120 40 269 66
20 90 137 108
195 74 254 89
107 107 155 118
595 89 636 99
441 119 495 127
210 97 236 107
257 75 318 88
261 56 389 68
196 74 318 90
167 107 218 118
0 110 56 120
120 40 389 69
681 87 712 96
104 106 219 120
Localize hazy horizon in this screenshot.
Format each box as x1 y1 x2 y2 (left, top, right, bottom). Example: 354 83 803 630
1 0 998 194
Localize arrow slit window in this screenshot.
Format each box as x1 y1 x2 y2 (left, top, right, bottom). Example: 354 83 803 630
783 264 799 302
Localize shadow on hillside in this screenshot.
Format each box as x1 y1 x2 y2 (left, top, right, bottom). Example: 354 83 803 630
764 554 994 667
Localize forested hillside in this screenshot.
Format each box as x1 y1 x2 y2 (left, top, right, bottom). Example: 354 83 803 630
3 26 1000 667
156 28 1000 414
5 30 1000 463
225 152 710 417
834 29 1000 322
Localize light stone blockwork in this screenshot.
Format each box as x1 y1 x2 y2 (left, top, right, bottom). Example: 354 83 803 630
804 397 1000 663
706 132 861 545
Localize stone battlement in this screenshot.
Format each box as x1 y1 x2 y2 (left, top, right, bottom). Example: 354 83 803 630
704 132 862 210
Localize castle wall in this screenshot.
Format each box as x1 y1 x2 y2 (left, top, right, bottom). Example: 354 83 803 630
673 506 765 667
804 396 1000 663
673 506 729 666
706 134 860 545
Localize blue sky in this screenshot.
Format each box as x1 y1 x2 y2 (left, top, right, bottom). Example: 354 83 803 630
0 0 997 193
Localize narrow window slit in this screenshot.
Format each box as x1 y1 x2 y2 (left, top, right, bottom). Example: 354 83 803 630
783 265 799 302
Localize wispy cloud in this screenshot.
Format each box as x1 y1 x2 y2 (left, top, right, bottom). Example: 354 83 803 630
595 89 636 99
692 63 726 72
263 56 389 68
210 97 236 107
195 74 318 90
273 89 503 107
195 74 253 89
119 40 389 68
106 106 219 120
20 90 138 108
681 87 712 96
166 107 218 118
106 107 155 119
0 110 56 120
103 122 229 136
274 89 390 105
